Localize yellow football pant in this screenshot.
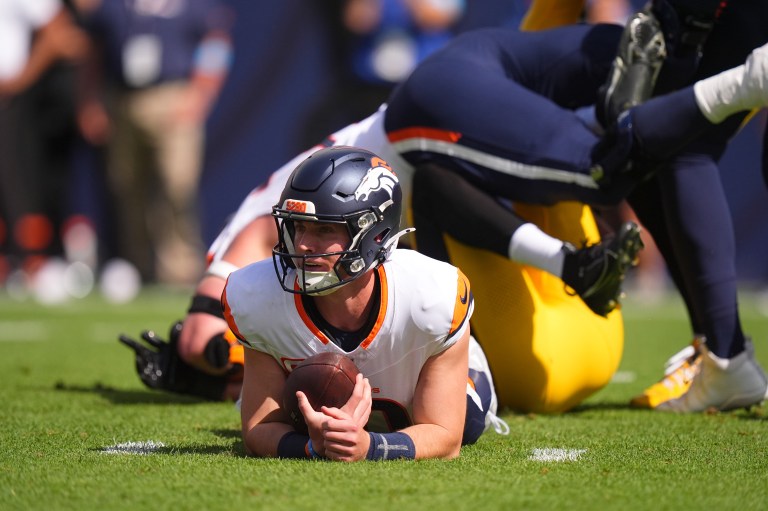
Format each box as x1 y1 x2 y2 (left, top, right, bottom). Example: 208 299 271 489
445 203 623 413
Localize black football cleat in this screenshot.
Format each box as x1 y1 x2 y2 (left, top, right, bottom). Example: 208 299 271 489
598 9 667 128
562 221 644 317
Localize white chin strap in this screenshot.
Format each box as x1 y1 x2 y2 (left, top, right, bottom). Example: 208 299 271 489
297 227 416 296
298 269 342 296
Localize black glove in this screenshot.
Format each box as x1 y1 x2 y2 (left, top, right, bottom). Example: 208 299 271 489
118 321 230 401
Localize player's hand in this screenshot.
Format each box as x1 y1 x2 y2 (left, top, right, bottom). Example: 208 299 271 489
118 324 181 390
296 390 331 455
118 321 233 401
338 373 372 428
318 406 370 462
317 375 372 461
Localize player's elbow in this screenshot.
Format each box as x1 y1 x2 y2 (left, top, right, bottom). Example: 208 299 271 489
423 429 462 460
443 437 462 459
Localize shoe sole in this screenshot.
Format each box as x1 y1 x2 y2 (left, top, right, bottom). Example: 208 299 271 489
580 222 644 315
602 12 667 121
616 223 644 272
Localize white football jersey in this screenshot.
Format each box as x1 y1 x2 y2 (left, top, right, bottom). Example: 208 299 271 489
222 249 472 432
207 105 413 264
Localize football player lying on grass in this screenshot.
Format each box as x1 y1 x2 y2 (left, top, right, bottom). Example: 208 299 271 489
223 147 508 460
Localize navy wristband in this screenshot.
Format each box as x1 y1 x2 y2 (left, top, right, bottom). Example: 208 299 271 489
366 432 416 461
276 431 310 459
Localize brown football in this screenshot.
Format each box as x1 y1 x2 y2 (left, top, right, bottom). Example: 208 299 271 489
282 352 360 434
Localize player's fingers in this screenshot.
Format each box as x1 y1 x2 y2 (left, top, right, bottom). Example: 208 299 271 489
296 390 315 415
297 391 327 425
323 425 359 449
350 378 372 425
323 427 367 461
322 443 356 462
341 374 367 415
320 406 352 421
118 335 154 356
347 373 365 400
140 330 166 349
297 391 329 438
323 438 355 457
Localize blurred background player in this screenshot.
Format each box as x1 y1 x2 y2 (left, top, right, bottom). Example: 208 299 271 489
75 0 233 286
223 146 506 461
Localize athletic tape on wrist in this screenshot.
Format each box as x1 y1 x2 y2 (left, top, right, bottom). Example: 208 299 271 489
366 432 416 461
205 260 240 280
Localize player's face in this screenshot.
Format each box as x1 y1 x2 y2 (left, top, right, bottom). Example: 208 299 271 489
291 220 350 272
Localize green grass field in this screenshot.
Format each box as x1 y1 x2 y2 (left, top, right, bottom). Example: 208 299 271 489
2 288 767 510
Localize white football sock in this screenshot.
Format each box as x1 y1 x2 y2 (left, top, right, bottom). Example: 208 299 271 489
695 42 768 124
507 223 566 276
694 65 747 124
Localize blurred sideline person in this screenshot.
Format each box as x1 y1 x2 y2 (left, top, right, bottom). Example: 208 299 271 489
75 0 233 286
0 0 87 286
120 20 768 413
223 146 507 461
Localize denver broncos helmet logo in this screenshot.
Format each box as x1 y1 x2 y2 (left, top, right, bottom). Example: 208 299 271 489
354 162 399 202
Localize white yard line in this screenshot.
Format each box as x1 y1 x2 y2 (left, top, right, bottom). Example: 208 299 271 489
101 441 165 455
528 448 587 462
610 370 636 383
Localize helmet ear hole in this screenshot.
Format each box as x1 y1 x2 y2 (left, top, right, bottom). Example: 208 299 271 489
374 228 391 244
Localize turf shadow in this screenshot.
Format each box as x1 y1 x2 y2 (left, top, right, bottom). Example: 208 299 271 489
156 444 244 456
54 381 207 405
210 428 241 440
562 401 634 413
564 401 767 420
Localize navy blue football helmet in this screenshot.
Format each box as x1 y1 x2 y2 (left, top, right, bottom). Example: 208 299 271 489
272 146 408 295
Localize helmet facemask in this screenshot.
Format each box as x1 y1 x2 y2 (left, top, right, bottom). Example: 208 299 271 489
272 208 388 296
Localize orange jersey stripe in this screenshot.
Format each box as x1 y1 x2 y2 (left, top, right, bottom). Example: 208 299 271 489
360 265 389 349
387 126 462 144
293 267 389 350
293 283 332 345
450 269 471 335
221 282 246 343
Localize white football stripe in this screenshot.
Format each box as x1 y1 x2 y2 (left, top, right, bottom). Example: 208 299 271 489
529 448 587 462
611 370 636 383
101 441 165 455
391 138 599 189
